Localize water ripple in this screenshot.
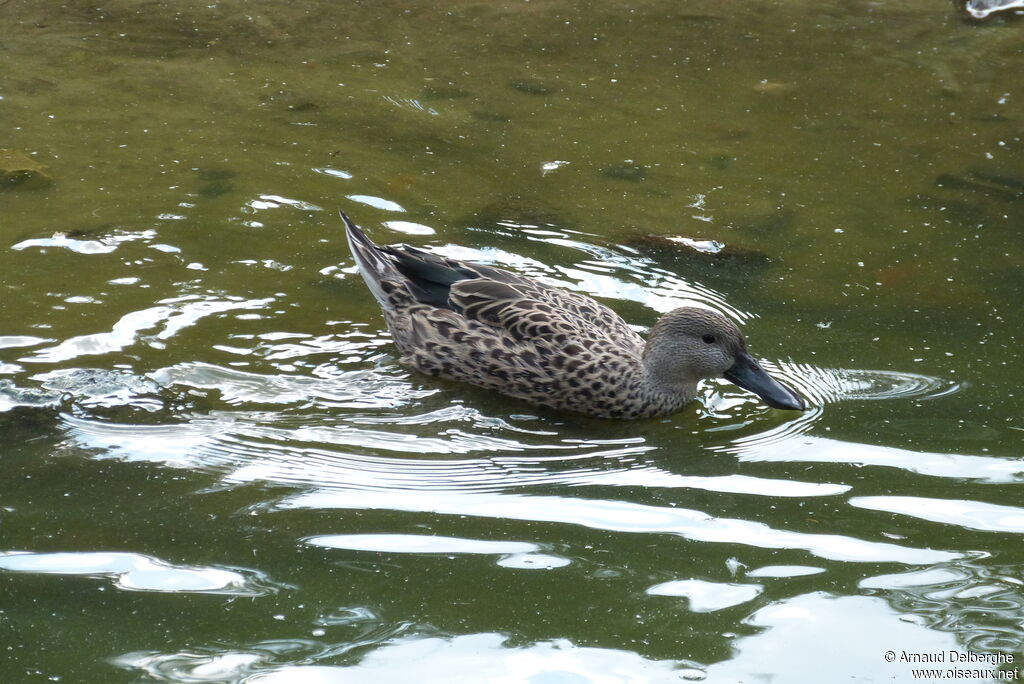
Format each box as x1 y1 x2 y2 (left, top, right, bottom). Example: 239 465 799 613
276 489 960 565
381 95 440 116
21 296 273 364
851 496 1024 533
646 579 763 612
726 432 1024 484
766 362 961 406
344 405 558 434
704 364 1013 483
60 412 847 498
11 229 156 254
861 558 1024 654
0 335 51 350
115 633 700 684
150 362 429 409
35 368 165 411
0 550 279 595
305 533 539 555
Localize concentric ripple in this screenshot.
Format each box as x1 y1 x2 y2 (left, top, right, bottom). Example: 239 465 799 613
765 362 962 407
60 410 850 498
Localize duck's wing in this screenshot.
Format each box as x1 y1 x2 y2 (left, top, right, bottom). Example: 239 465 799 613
392 276 645 417
449 278 643 351
343 210 642 354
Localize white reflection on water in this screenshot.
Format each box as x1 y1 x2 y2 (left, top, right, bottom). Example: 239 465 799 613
496 553 570 569
850 496 1024 533
860 567 970 590
569 469 847 497
305 533 570 570
108 586 1008 683
728 433 1024 484
0 551 277 595
276 489 959 565
112 594 968 683
312 167 353 180
647 579 763 612
305 533 538 555
346 194 405 212
23 306 177 363
252 636 689 682
858 558 1024 653
246 194 323 212
0 336 51 350
966 0 1024 19
382 220 435 235
746 565 825 578
702 592 964 684
21 296 273 364
705 364 1020 483
117 633 702 683
11 229 156 254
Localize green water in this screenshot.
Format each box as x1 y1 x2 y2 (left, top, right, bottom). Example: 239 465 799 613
2 1 1023 682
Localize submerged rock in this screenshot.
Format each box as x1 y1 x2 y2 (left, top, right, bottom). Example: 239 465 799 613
464 195 568 229
258 90 319 113
195 167 237 198
631 233 773 287
422 83 471 100
966 166 1024 193
658 236 728 255
913 194 989 225
0 149 52 190
636 234 770 264
935 169 1024 202
471 110 512 123
509 79 555 96
601 163 648 183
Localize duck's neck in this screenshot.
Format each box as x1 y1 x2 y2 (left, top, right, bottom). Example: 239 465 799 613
639 349 700 414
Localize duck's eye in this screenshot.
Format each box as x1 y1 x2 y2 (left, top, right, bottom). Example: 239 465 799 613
701 334 716 344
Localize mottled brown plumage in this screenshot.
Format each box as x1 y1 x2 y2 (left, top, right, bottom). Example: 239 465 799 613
342 212 805 418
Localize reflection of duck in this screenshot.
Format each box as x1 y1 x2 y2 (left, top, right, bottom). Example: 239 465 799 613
343 212 805 419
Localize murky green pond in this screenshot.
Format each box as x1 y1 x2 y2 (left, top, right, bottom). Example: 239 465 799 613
2 0 1023 681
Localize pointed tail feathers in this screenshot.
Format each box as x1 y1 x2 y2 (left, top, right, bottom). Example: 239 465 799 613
341 210 398 311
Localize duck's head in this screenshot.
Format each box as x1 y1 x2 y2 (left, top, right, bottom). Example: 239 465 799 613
643 307 806 411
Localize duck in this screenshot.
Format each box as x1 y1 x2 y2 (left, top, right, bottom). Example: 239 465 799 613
342 211 806 419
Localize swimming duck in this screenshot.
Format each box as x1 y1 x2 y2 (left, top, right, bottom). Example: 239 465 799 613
343 212 806 419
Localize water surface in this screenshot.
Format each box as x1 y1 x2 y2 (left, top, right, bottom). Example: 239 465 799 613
2 0 1023 681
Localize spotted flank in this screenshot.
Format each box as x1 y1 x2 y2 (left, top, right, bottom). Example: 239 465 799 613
342 212 806 418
